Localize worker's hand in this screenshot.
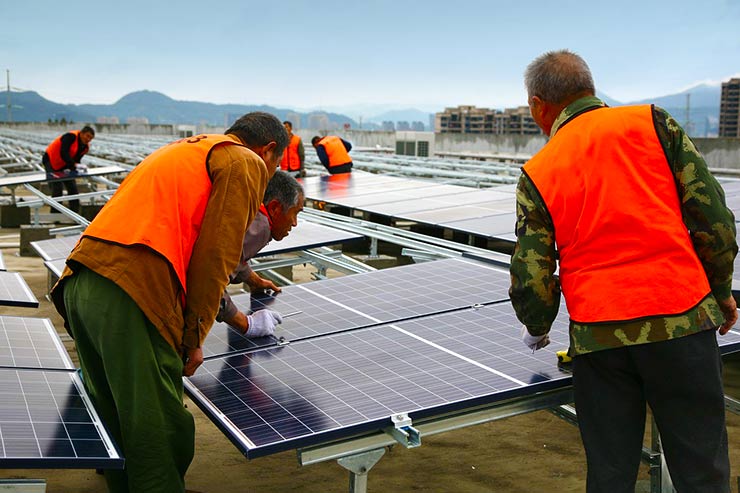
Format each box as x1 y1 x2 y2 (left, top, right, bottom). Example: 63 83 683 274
182 347 203 377
521 326 550 352
717 296 738 335
248 275 282 294
246 309 283 338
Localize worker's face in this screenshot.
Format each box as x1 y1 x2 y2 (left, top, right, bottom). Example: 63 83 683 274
268 195 304 241
283 123 292 135
80 131 94 146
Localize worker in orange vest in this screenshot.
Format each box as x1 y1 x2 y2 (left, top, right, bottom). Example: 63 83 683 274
511 50 737 492
51 112 288 493
279 121 305 177
42 125 95 213
312 135 352 174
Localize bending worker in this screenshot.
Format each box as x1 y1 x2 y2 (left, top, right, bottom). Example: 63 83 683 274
217 170 304 337
510 50 737 492
42 125 96 213
51 112 288 493
280 120 305 177
311 134 353 174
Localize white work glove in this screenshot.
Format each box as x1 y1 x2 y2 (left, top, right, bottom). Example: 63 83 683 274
521 326 550 352
246 309 283 338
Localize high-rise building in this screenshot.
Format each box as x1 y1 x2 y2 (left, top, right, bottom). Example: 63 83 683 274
435 105 541 135
285 112 301 129
307 112 330 130
719 78 740 138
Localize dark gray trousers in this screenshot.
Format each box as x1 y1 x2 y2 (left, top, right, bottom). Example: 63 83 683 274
572 329 730 493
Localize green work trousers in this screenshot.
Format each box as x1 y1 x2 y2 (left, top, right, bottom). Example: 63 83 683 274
64 267 195 493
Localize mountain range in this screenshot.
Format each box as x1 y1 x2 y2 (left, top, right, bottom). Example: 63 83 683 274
0 85 724 136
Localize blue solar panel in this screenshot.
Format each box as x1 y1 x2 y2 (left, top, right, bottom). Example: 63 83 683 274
0 369 123 468
201 258 512 358
300 258 511 324
30 235 81 261
0 316 74 370
257 221 362 257
186 302 572 458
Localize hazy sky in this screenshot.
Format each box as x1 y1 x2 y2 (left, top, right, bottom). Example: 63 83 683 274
2 0 739 112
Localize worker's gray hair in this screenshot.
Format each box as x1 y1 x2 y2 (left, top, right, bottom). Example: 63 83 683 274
226 112 289 157
264 171 304 209
524 49 595 104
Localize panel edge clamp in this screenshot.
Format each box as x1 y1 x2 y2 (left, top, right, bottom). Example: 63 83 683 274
277 336 291 346
384 413 421 448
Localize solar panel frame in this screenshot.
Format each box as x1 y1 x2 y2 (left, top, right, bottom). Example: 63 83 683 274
256 221 363 257
0 272 39 308
0 166 126 188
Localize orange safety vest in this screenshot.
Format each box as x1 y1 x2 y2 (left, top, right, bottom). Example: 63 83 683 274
523 105 710 324
82 134 245 294
280 134 302 172
319 136 351 168
45 130 87 171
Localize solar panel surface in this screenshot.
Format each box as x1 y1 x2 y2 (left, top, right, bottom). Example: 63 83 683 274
31 235 81 261
0 316 74 370
257 221 362 257
200 258 512 358
186 302 573 458
0 369 123 468
0 271 39 308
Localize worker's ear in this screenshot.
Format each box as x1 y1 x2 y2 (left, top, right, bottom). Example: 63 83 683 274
266 198 283 217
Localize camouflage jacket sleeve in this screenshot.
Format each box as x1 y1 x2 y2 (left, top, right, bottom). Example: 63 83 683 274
654 106 738 300
509 172 561 336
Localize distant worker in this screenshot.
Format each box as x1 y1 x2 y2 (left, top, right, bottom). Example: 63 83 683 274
312 135 353 174
50 112 288 493
510 49 737 492
42 125 96 213
280 121 305 178
217 171 304 336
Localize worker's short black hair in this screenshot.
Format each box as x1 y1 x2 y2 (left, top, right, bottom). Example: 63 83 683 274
311 136 321 146
226 112 289 157
81 125 95 136
283 121 292 128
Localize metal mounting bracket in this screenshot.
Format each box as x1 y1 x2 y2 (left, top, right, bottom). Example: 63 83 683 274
383 413 421 448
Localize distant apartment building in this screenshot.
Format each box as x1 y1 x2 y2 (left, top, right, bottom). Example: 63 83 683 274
435 105 542 135
126 116 149 125
285 111 301 129
96 116 120 124
307 112 330 130
719 78 740 137
381 121 395 131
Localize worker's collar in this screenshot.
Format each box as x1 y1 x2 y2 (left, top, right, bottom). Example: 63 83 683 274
258 203 273 229
550 96 607 136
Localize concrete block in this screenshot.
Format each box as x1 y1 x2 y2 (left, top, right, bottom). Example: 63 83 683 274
1 204 31 228
20 225 52 257
80 204 104 221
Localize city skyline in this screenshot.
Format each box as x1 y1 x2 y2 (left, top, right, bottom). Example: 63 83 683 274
2 0 739 112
